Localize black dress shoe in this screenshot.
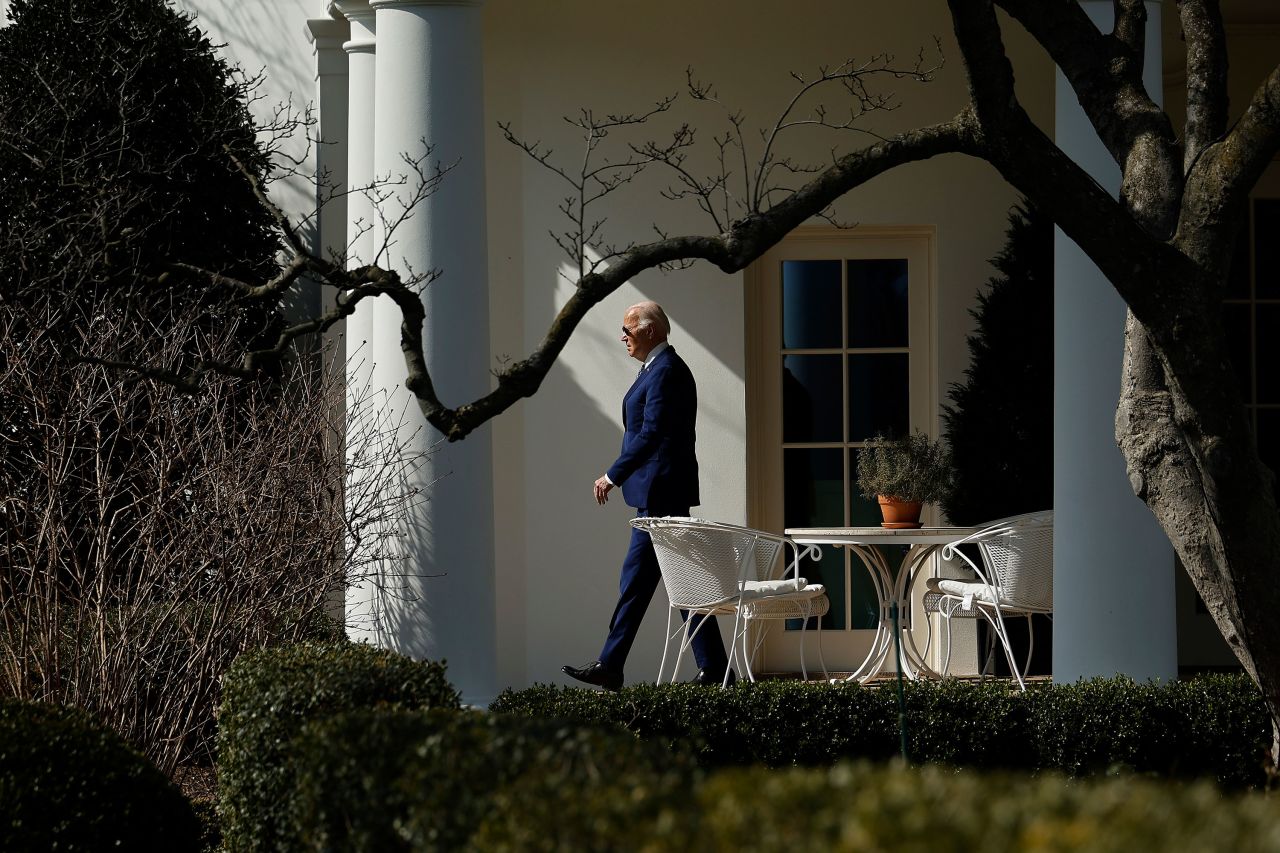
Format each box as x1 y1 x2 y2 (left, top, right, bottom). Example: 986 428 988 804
562 660 623 691
689 668 736 687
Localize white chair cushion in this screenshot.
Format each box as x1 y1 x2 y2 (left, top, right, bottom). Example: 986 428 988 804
928 577 1007 607
743 586 830 619
741 582 826 601
742 577 807 595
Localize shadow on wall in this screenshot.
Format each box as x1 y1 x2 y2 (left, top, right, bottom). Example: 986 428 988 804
515 236 747 686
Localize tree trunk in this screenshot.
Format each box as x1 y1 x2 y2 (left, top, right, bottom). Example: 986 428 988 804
1117 302 1280 767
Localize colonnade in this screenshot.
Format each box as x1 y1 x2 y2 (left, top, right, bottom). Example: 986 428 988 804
308 0 497 705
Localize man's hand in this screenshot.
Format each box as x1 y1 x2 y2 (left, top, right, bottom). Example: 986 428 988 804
594 475 614 505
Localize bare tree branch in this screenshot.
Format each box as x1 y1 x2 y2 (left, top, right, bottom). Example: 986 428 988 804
994 0 1180 234
1190 64 1280 237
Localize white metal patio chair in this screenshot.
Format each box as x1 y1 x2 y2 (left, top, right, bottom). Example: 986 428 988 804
924 510 1053 691
630 517 830 686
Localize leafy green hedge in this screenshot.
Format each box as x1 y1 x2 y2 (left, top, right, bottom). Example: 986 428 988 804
287 708 691 852
491 674 1270 787
216 650 1277 851
254 704 1280 852
474 759 1280 851
686 761 1280 852
0 700 200 851
217 642 462 852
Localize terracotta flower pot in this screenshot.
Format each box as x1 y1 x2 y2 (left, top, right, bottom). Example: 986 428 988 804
877 495 923 529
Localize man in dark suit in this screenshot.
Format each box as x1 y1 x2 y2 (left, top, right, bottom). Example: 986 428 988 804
563 301 733 691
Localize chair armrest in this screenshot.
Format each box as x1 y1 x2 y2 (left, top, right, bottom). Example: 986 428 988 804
942 535 998 589
782 538 822 582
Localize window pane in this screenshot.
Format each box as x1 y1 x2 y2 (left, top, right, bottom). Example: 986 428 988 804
849 449 884 525
1256 200 1280 299
783 355 843 442
784 447 844 528
848 353 910 441
1258 305 1279 404
1258 408 1279 501
846 551 879 631
784 447 845 631
848 259 909 348
1221 303 1252 401
783 260 842 348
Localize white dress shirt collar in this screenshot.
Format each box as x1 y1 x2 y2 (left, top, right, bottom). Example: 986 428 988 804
642 340 669 371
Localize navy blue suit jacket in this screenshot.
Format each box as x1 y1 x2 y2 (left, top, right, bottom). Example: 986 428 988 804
606 346 699 510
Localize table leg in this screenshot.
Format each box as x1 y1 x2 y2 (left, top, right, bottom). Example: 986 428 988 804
893 545 945 680
841 544 893 683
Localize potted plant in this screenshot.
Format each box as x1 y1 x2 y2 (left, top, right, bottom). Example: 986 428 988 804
856 432 954 528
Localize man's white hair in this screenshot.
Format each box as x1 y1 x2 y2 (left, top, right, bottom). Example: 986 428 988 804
627 301 670 338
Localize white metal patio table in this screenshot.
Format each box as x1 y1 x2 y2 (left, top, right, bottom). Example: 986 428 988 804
783 526 979 683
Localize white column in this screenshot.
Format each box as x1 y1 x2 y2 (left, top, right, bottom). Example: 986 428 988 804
305 17 350 267
336 0 377 273
1053 0 1177 683
306 12 351 626
332 0 384 644
370 0 496 704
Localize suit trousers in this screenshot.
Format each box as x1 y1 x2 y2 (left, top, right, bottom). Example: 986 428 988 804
598 507 729 676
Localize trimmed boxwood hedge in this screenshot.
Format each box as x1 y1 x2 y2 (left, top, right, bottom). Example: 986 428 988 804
687 760 1280 852
215 648 1278 851
287 708 693 852
472 758 1280 851
490 674 1270 787
231 700 1280 852
217 642 462 852
0 700 200 851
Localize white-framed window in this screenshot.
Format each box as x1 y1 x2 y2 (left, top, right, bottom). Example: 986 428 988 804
746 227 935 672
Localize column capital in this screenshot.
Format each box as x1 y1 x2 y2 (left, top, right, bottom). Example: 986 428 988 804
332 0 376 54
306 17 350 48
331 0 376 24
306 17 351 77
370 0 484 9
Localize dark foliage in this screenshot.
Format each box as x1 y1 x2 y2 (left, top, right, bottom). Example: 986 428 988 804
0 700 200 851
286 709 691 852
0 0 347 776
0 0 280 321
223 674 1280 851
217 643 463 852
942 200 1053 526
492 674 1271 788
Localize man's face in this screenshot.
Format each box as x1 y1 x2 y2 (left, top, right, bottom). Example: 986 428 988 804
621 311 653 362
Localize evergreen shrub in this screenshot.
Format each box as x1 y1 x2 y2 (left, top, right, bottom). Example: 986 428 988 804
695 760 1280 852
942 199 1054 526
216 642 461 852
491 674 1270 787
278 740 1280 852
286 708 692 852
0 700 200 851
